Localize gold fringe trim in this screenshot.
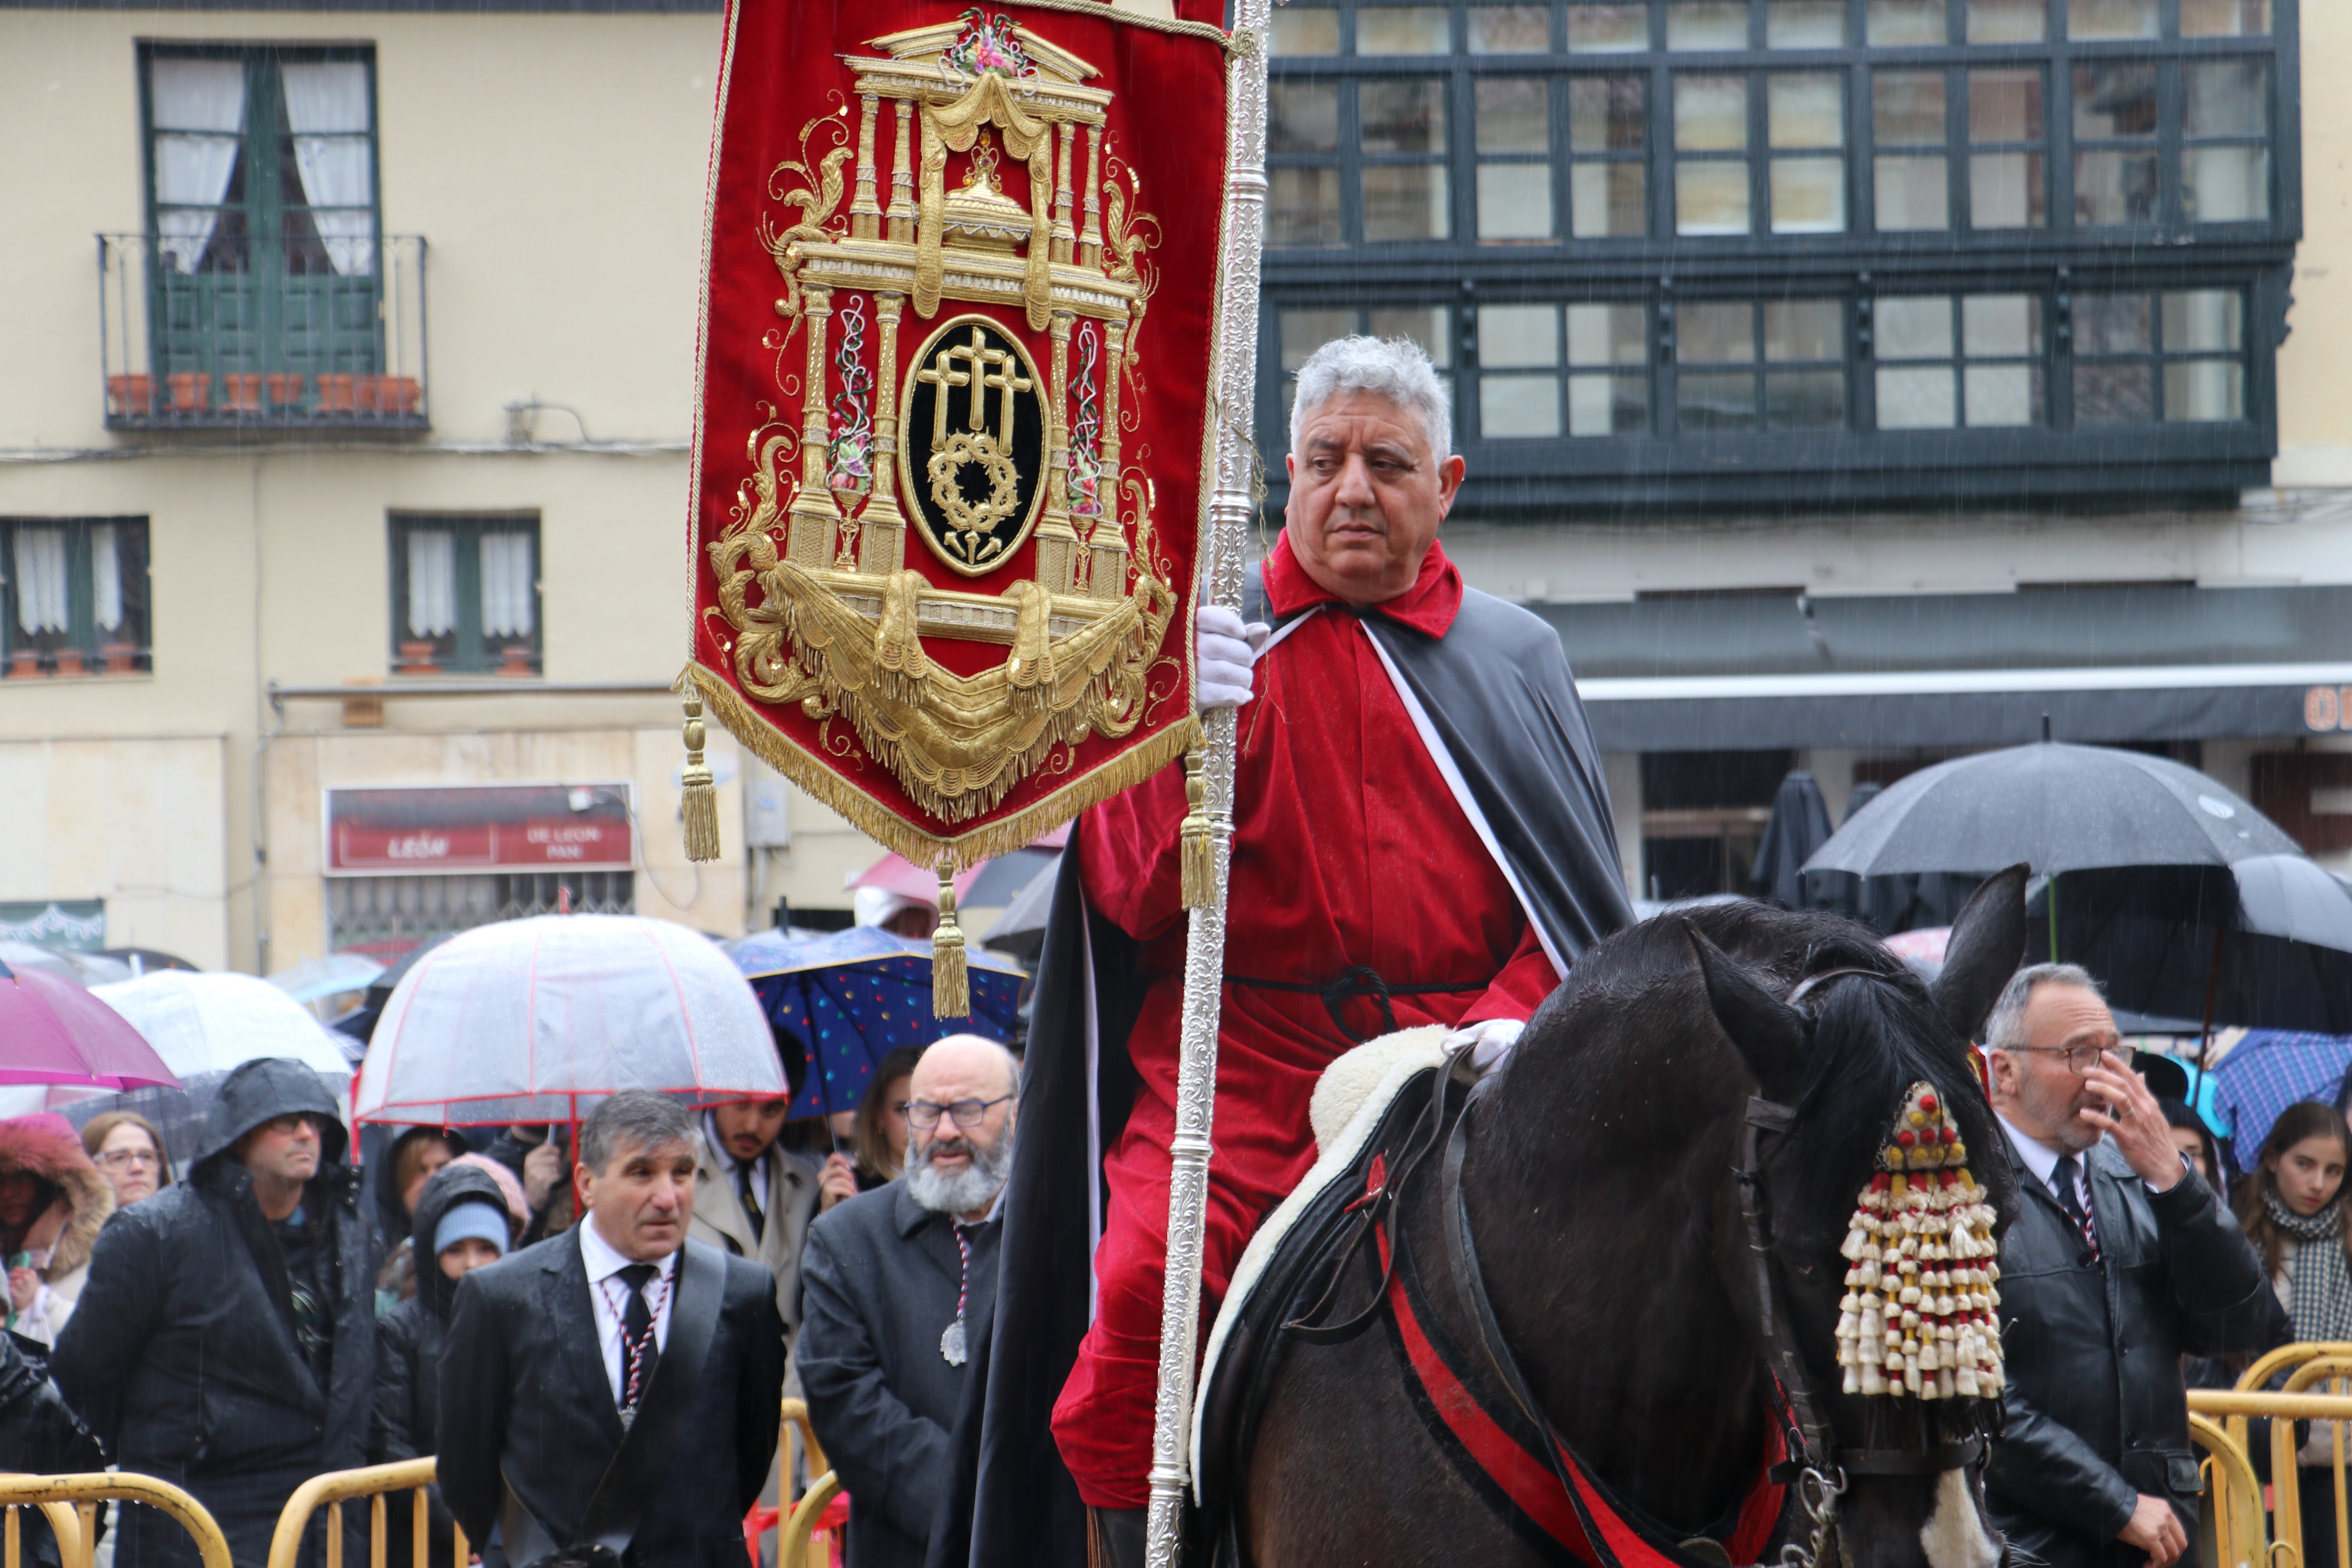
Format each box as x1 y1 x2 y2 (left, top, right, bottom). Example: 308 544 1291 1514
1178 742 1213 908
682 662 1200 871
680 693 723 862
933 866 971 1018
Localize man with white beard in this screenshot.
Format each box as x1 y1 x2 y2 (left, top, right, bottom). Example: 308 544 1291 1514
797 1034 1018 1568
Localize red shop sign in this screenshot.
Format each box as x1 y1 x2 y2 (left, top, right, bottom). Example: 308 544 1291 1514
324 785 635 875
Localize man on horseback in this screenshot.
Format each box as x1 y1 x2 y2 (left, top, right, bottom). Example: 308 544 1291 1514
944 335 1635 1568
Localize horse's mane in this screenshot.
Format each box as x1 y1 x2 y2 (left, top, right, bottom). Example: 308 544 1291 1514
1515 900 2018 1231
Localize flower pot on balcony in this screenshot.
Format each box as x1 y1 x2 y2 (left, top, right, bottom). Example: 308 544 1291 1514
107 375 155 417
220 375 263 414
316 375 358 414
265 374 305 412
166 373 210 414
497 644 538 677
397 641 442 674
51 650 85 677
386 377 423 415
354 376 385 414
6 651 43 681
100 642 140 675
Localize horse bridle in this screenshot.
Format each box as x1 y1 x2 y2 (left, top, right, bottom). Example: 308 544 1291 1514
1732 967 1998 1566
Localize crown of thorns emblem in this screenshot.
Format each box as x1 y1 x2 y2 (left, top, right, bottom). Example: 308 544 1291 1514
929 430 1020 564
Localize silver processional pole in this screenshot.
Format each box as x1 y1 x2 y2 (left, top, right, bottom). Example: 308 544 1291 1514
1142 3 1269 1564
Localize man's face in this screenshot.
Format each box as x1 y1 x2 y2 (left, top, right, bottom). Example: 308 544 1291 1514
907 1052 1015 1188
712 1099 789 1163
579 1136 697 1263
240 1114 324 1186
1284 390 1465 607
1989 983 2121 1154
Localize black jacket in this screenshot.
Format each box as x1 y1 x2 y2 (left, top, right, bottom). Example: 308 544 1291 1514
798 1181 1002 1568
0 1331 106 1568
52 1058 375 1568
436 1227 784 1568
374 1162 513 1563
1985 1132 2283 1568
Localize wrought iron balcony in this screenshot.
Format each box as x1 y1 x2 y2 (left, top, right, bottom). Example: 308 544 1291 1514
97 233 429 432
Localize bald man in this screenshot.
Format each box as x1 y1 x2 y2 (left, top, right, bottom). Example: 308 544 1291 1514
796 1036 1017 1568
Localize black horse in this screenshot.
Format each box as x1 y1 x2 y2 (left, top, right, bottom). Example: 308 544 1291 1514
1238 869 2029 1568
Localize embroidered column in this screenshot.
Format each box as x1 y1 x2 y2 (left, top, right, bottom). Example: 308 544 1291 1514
1032 308 1080 595
1053 122 1078 265
1090 318 1130 599
888 99 916 244
859 292 909 577
787 285 838 571
851 94 883 239
1080 122 1104 270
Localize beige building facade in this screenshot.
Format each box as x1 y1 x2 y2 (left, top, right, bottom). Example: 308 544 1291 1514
0 4 882 973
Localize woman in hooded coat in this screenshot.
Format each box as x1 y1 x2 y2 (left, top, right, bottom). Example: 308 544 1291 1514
0 1115 114 1346
374 1158 521 1562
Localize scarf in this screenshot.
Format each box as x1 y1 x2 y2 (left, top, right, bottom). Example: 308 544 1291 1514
2267 1191 2352 1345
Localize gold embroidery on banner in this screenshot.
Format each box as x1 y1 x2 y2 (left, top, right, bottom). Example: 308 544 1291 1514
709 13 1177 844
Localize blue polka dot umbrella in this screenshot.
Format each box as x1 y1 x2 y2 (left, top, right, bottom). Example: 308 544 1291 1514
727 927 1024 1120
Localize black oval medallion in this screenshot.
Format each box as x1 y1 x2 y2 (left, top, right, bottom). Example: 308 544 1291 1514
897 314 1049 578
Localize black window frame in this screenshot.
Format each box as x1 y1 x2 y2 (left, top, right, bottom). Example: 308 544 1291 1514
387 513 543 677
0 518 154 681
1257 0 2299 510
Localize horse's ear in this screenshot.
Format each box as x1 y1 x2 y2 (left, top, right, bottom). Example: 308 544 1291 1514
1685 922 1809 1098
1931 863 2031 1043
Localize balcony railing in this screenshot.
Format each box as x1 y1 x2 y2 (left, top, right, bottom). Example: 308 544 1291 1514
97 233 429 433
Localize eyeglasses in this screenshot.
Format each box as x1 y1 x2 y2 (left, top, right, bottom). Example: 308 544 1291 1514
2004 1043 2116 1074
97 1150 160 1171
906 1094 1014 1130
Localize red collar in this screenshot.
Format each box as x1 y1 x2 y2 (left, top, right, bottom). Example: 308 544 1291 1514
1263 532 1464 639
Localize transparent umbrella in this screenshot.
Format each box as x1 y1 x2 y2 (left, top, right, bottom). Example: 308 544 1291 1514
355 913 785 1126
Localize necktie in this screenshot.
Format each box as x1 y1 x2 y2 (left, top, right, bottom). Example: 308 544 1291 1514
736 1160 765 1245
616 1262 661 1409
2052 1154 2100 1260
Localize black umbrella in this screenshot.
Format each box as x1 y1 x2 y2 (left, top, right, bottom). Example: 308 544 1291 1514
1808 778 1982 936
1803 739 2302 880
1749 771 1833 907
2028 857 2352 1035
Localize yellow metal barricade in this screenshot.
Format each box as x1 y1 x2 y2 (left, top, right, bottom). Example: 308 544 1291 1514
2190 1412 2271 1568
0 1473 232 1568
2191 1380 2352 1568
777 1397 844 1568
265 1457 465 1568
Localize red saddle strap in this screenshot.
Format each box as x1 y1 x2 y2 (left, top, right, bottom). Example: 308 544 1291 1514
1375 1218 1786 1568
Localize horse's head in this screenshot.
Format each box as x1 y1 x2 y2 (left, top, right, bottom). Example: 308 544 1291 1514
1684 868 2028 1568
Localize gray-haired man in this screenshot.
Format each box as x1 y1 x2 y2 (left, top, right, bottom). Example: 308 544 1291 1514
954 333 1634 1565
437 1091 784 1568
1982 964 2279 1568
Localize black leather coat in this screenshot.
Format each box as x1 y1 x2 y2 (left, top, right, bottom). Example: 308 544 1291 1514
1984 1133 2283 1568
52 1059 376 1568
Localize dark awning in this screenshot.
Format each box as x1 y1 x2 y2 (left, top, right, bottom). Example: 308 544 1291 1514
1528 584 2352 751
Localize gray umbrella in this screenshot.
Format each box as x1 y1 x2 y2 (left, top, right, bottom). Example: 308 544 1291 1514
1803 740 2300 880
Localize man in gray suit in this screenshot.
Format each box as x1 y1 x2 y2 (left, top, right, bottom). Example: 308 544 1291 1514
797 1035 1017 1568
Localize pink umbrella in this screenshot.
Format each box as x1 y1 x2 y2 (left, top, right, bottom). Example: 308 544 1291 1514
0 960 180 1090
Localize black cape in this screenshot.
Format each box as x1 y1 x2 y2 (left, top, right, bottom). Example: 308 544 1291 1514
926 570 1635 1568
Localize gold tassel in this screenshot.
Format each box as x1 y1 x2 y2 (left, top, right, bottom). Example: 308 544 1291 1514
681 692 722 863
1179 745 1214 909
932 864 970 1018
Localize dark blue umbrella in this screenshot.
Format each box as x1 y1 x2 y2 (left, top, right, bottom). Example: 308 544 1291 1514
728 927 1024 1120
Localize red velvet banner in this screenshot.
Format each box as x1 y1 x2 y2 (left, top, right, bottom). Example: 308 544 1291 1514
684 0 1231 869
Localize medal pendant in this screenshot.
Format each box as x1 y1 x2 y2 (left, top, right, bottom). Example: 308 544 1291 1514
941 1315 967 1366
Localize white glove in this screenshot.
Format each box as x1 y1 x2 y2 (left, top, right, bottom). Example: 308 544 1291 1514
1195 604 1271 713
1441 1018 1525 1075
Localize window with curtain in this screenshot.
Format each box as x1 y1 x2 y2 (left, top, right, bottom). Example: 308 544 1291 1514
388 517 541 675
1 520 152 679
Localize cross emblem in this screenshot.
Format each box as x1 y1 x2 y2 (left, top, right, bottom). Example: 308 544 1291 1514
918 325 1034 448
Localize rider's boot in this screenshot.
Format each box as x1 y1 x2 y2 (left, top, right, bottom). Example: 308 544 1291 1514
1086 1506 1146 1568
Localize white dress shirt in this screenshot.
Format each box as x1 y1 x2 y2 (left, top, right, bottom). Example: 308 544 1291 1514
1997 1114 2093 1212
577 1217 677 1407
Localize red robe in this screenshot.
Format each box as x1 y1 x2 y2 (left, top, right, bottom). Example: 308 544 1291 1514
1048 534 1559 1508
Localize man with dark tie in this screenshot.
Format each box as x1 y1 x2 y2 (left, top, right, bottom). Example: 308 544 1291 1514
437 1091 785 1568
1983 964 2278 1568
691 1075 824 1359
